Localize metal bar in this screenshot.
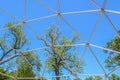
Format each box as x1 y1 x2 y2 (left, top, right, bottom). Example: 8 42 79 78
26 14 56 23
60 15 87 43
49 48 79 78
79 46 87 62
25 9 100 23
103 0 107 8
61 9 100 15
39 54 51 80
35 0 57 13
25 24 50 45
89 0 101 8
107 66 120 76
57 0 60 13
26 9 100 23
0 72 15 79
89 47 107 75
0 42 39 78
0 54 19 64
103 13 120 38
23 0 27 20
0 7 21 22
20 24 25 50
17 73 104 79
23 44 85 52
0 70 104 79
0 44 85 64
19 52 40 78
53 14 60 47
76 46 87 72
105 9 120 14
90 43 120 54
39 62 47 80
88 12 102 42
24 47 50 52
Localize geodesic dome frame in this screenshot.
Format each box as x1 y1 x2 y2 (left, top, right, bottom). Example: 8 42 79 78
0 0 120 80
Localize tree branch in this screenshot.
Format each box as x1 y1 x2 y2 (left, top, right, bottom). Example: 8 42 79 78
0 54 20 65
0 44 5 54
0 49 13 61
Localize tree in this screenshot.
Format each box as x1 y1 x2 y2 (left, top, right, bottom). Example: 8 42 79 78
74 78 81 80
16 51 41 77
0 22 27 64
0 67 13 80
0 22 42 78
85 76 102 80
41 26 83 80
104 30 120 70
108 74 120 80
85 77 93 80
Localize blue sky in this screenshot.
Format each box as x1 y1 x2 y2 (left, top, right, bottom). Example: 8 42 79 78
0 0 120 79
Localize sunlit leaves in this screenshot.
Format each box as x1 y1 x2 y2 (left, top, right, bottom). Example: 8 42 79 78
105 30 120 70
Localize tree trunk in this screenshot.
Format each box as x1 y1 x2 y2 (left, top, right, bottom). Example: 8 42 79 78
55 70 60 80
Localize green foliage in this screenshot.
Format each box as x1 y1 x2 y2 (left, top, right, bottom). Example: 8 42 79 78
85 77 93 80
74 78 81 80
0 22 28 63
17 62 35 77
85 76 102 80
5 22 28 49
108 74 120 80
17 51 42 77
0 67 13 80
0 22 42 78
42 26 83 80
104 30 120 70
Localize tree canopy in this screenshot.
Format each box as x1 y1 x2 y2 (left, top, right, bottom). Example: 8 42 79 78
0 22 41 79
85 76 102 80
16 51 41 77
41 26 83 80
0 22 27 64
104 30 120 70
108 74 120 80
0 67 13 80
